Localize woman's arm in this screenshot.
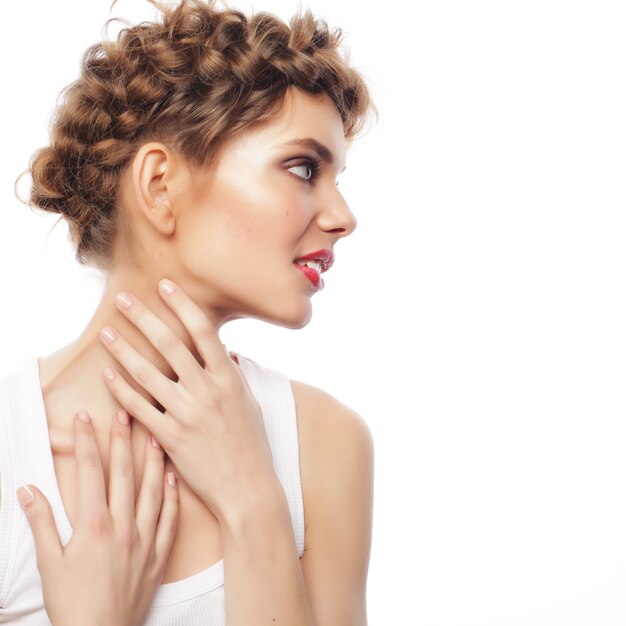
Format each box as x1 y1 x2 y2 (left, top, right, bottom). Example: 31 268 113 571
212 382 374 626
218 475 316 625
293 382 375 626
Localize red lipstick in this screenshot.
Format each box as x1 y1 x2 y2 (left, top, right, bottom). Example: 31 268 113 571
293 249 335 291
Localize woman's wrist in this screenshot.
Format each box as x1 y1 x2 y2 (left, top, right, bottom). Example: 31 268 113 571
213 474 287 532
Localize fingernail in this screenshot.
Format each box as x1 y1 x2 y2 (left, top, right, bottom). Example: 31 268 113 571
103 367 116 381
117 410 130 426
78 410 91 424
100 327 117 344
167 472 176 487
16 485 35 507
115 292 134 309
159 279 176 295
150 434 162 449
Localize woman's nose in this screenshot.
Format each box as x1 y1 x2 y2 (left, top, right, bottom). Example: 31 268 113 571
318 188 358 238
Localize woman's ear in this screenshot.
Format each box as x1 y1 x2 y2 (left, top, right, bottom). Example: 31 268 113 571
130 143 177 236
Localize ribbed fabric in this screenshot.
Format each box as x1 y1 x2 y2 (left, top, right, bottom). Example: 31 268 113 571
0 351 305 625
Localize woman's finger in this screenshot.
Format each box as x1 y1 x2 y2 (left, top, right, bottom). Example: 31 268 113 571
111 291 207 393
153 471 180 567
16 484 62 579
157 278 232 374
107 410 135 529
101 367 176 444
73 411 109 529
135 432 165 542
99 327 181 415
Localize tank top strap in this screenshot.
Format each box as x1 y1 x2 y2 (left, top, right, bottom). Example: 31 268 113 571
0 365 22 608
229 352 305 558
0 357 73 612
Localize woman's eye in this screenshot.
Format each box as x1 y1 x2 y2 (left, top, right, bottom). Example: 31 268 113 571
288 164 314 181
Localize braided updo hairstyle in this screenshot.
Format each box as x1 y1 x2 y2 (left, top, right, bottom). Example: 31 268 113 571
28 0 374 270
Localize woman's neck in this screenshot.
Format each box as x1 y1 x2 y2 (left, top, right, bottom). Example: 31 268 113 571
38 270 227 443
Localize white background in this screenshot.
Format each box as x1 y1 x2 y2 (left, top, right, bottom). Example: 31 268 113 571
1 1 625 624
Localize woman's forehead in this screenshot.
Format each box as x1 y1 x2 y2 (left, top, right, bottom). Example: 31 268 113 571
225 89 347 164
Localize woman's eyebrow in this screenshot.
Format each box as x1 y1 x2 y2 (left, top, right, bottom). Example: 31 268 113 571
274 137 347 173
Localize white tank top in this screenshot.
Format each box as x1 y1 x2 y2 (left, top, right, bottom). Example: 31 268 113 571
0 352 305 624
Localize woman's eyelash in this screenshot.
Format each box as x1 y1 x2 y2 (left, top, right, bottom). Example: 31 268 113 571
287 156 322 183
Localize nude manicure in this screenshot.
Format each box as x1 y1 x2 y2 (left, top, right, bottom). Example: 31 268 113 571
115 292 134 308
16 485 35 507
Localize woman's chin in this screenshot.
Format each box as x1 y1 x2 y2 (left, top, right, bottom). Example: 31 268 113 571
264 301 313 330
285 315 312 330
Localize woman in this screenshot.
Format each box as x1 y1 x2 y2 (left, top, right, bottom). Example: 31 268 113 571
0 0 375 623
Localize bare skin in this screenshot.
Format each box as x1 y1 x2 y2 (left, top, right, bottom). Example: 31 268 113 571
8 87 374 624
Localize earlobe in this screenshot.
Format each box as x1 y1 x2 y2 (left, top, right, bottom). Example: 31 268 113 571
131 143 176 236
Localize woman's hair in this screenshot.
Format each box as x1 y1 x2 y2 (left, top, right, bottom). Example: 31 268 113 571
27 0 374 270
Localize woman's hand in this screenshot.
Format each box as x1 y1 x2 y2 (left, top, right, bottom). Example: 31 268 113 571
98 278 279 522
16 409 180 626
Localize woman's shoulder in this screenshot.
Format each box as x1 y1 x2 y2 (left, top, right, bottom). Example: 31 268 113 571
288 378 374 580
233 351 374 491
289 378 374 505
289 379 372 444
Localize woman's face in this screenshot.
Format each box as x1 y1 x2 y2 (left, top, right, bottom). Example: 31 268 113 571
170 87 357 329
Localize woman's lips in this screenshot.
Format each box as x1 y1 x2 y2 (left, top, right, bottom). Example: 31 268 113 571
292 249 333 292
294 249 335 272
294 263 324 290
